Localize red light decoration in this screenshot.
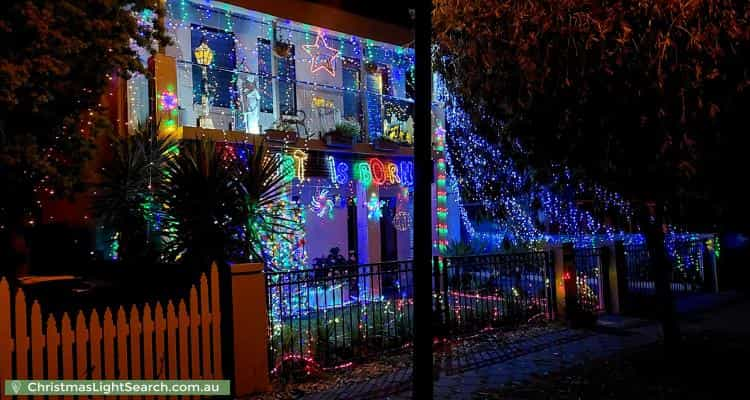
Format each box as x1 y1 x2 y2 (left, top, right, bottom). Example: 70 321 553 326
303 31 339 77
160 89 178 111
368 158 386 185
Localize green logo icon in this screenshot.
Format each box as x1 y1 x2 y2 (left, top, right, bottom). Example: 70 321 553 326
11 381 21 395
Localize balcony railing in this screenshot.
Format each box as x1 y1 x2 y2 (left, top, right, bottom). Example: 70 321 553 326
172 60 416 146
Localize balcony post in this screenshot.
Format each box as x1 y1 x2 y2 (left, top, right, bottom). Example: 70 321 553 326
148 53 180 138
271 21 281 122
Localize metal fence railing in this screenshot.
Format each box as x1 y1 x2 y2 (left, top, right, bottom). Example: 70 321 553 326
573 247 605 313
624 244 653 294
669 239 705 293
265 238 714 371
624 239 707 296
436 252 554 334
265 252 556 371
266 260 415 370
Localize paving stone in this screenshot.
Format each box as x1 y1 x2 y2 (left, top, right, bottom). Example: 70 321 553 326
301 296 732 399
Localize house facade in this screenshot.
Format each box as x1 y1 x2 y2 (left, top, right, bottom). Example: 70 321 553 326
122 0 461 269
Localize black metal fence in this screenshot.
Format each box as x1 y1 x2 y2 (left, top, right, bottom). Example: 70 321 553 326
624 240 706 296
266 252 556 370
435 252 554 334
573 247 605 313
266 260 415 370
624 244 653 294
265 238 714 371
669 239 705 293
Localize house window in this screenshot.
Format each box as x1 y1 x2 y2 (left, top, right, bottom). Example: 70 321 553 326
256 38 297 116
365 64 390 140
342 58 361 123
277 44 297 116
257 38 274 113
191 26 236 108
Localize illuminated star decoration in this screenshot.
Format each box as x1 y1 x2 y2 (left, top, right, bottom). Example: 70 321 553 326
303 31 339 77
367 193 385 221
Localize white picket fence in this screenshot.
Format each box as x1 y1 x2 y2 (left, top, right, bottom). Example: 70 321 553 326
0 263 223 399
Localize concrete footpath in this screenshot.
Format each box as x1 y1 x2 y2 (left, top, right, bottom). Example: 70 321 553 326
303 292 745 400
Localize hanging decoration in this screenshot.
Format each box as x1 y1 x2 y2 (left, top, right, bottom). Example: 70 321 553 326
310 189 335 220
393 188 412 232
366 193 385 221
393 211 412 232
303 31 339 77
273 40 293 58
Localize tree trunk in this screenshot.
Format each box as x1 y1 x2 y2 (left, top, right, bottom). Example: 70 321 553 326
644 203 680 353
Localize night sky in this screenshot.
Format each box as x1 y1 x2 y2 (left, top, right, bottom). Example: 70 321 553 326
304 0 416 28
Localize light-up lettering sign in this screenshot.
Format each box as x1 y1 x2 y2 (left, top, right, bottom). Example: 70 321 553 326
328 156 414 187
335 162 349 185
279 150 308 182
292 150 308 181
398 161 414 186
369 158 386 185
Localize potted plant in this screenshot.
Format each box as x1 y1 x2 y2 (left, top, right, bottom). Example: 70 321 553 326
323 119 360 148
265 119 298 143
273 41 292 59
372 136 399 152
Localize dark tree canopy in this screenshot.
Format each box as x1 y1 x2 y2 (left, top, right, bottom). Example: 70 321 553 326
434 0 750 228
0 0 170 227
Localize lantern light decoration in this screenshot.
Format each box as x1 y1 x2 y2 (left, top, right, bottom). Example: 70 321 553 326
194 40 214 66
194 38 215 128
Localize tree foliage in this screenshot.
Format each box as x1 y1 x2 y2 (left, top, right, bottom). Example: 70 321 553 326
160 140 300 266
160 140 245 266
92 120 175 262
433 0 750 225
0 0 170 228
237 142 297 262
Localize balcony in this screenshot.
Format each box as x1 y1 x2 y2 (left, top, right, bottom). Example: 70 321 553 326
156 60 415 152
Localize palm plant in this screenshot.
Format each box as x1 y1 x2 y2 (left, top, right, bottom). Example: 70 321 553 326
92 120 175 261
236 142 301 263
160 139 245 265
